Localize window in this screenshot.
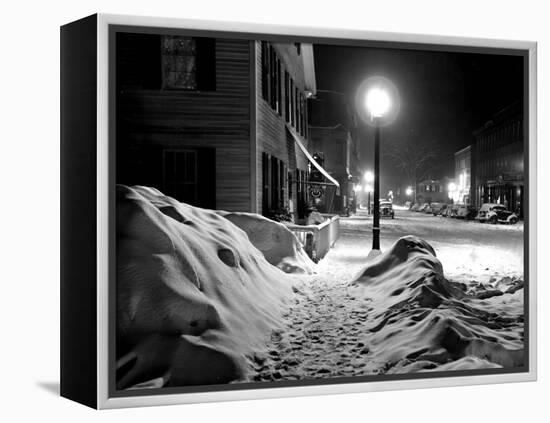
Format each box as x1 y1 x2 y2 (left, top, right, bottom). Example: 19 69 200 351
163 149 197 200
259 42 307 137
161 35 215 90
162 148 216 208
262 152 287 214
261 42 283 115
284 71 290 123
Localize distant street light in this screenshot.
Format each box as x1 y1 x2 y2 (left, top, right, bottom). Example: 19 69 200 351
405 186 413 197
355 76 400 251
364 171 374 214
364 170 374 183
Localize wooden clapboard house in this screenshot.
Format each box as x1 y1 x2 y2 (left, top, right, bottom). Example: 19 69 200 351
116 32 325 219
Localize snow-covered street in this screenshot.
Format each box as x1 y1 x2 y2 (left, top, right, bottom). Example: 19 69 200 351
342 208 524 284
248 208 525 382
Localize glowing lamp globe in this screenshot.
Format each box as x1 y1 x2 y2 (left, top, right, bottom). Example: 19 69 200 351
355 75 400 127
366 88 391 118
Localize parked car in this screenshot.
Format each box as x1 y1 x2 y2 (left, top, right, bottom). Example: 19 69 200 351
440 206 452 217
455 204 477 220
380 200 395 219
410 203 421 212
404 201 412 209
448 204 460 218
430 203 448 216
419 203 430 212
476 203 519 224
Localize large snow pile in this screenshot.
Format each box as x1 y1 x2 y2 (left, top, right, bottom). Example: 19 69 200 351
116 185 293 389
350 236 524 374
217 211 315 274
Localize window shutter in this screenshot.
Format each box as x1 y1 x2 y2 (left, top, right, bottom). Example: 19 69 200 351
281 162 287 205
195 37 216 91
261 42 269 101
271 156 279 209
141 34 162 89
277 59 282 115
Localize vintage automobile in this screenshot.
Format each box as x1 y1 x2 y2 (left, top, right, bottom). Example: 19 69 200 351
448 204 460 218
419 203 431 213
455 204 477 220
430 202 448 216
440 206 452 217
410 202 421 212
476 203 519 224
380 200 395 218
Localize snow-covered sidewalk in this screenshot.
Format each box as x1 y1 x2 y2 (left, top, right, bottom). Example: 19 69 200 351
246 226 380 381
247 212 525 382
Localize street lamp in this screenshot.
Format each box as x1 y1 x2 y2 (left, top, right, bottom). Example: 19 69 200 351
363 170 374 183
363 183 373 214
355 76 400 251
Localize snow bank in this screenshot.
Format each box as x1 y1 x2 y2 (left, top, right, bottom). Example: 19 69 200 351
350 236 524 374
217 211 315 274
116 185 293 389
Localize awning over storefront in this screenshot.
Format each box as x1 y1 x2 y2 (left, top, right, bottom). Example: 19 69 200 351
286 124 340 195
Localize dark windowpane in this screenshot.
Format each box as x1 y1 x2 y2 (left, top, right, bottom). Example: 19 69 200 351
161 36 197 90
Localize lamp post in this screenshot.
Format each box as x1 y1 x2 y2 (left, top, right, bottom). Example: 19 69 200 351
355 76 399 251
366 87 390 250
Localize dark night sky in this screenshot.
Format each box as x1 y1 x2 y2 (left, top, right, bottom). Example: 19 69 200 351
313 44 524 193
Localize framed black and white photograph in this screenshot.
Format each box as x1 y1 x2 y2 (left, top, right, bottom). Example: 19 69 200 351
60 13 537 409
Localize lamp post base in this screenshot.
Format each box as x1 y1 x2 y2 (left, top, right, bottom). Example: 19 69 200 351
372 227 380 250
367 248 382 261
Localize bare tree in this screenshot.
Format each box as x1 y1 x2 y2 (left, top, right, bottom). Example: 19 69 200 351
383 141 441 202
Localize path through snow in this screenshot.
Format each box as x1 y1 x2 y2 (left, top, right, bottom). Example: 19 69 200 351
247 222 377 381
247 211 524 382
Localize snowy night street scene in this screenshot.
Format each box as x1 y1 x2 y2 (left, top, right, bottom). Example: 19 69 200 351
112 29 527 391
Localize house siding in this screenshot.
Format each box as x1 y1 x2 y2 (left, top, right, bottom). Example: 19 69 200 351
116 36 252 212
254 41 310 214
